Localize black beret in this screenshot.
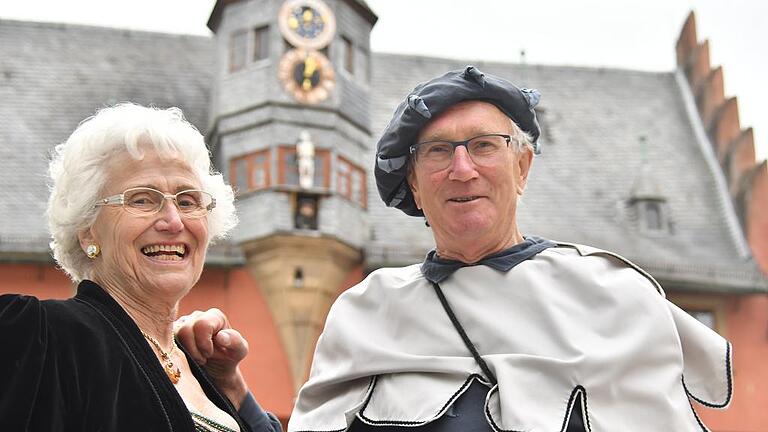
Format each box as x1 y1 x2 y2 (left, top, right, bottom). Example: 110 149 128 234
374 66 542 217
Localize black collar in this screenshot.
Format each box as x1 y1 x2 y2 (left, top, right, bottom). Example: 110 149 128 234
75 280 247 430
420 236 556 283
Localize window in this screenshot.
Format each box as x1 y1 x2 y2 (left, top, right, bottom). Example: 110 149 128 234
351 169 362 204
313 152 329 187
253 25 269 62
278 146 330 188
337 158 350 196
337 156 366 208
644 201 663 231
359 47 370 83
688 310 716 330
668 294 726 336
251 152 269 189
234 158 248 193
342 36 353 74
280 147 300 186
295 194 319 230
229 149 271 194
229 30 248 72
293 267 305 288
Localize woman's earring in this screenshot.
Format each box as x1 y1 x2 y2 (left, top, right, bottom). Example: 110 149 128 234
86 244 101 259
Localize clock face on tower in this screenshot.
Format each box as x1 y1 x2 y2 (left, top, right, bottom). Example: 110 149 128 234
278 0 336 50
278 49 336 104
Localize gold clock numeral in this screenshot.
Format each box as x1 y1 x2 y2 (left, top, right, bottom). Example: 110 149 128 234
302 57 319 90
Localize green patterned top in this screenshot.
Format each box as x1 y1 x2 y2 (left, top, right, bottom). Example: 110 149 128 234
190 411 239 432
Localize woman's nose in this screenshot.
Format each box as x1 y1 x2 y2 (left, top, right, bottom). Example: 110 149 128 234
155 198 184 232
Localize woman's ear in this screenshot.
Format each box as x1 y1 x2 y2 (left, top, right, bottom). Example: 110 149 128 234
78 228 96 253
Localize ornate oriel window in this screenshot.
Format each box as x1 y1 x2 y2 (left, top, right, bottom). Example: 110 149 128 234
277 146 331 188
229 149 271 194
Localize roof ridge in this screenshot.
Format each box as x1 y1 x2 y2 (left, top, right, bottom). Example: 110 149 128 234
674 68 753 259
372 51 674 76
0 17 211 39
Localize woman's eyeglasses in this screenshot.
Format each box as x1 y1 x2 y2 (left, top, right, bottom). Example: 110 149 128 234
94 187 216 218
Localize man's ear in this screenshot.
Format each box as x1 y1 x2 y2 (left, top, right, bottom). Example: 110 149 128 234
407 168 422 210
516 146 534 195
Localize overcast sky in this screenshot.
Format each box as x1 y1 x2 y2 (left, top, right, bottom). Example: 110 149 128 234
1 0 765 159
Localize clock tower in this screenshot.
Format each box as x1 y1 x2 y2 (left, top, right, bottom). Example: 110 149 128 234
206 0 377 391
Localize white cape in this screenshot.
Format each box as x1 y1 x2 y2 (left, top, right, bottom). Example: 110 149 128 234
289 243 731 431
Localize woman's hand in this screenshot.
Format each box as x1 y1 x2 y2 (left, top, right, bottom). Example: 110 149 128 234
175 308 250 409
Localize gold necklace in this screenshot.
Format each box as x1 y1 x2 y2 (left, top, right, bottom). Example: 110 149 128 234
141 331 182 384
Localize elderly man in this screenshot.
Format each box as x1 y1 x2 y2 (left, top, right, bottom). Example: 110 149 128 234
180 67 731 432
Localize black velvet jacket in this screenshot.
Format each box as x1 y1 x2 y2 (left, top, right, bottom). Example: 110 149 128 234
0 280 253 432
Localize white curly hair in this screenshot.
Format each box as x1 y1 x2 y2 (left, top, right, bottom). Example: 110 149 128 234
47 103 238 282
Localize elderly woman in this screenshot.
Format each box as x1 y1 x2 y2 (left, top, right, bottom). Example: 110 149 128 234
0 104 280 432
180 68 732 431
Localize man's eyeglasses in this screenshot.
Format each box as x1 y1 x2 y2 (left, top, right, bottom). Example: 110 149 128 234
409 133 512 172
94 187 216 218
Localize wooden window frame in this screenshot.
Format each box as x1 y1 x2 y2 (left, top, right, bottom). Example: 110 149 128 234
249 150 271 190
277 146 331 188
229 149 271 194
253 25 269 62
337 155 366 208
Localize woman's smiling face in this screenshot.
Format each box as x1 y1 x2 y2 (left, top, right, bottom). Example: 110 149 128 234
81 149 209 298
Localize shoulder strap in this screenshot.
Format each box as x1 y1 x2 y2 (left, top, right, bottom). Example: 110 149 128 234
431 281 498 386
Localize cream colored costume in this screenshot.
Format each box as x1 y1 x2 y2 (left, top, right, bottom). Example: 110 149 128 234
289 243 731 432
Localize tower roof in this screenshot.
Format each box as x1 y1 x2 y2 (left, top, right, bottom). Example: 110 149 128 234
207 0 377 32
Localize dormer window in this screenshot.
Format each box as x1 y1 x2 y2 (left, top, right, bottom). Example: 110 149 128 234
626 195 672 235
638 199 665 232
627 146 673 234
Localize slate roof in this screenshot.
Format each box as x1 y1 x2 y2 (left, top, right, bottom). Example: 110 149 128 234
0 19 214 257
0 20 764 292
365 53 767 292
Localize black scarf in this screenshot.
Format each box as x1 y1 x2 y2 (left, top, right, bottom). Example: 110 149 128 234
420 236 556 283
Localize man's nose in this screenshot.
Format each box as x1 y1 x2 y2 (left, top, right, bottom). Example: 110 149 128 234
448 145 478 181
